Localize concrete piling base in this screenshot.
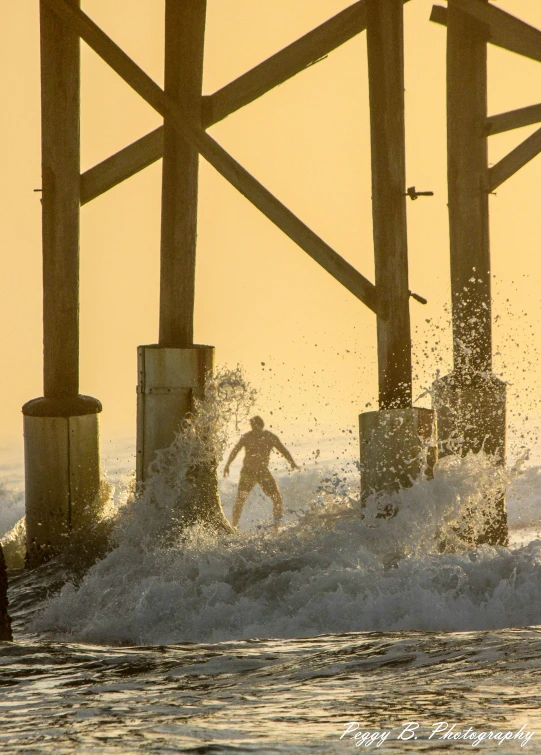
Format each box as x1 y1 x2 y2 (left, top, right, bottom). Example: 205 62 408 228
432 372 507 545
359 407 436 505
432 372 506 461
136 344 232 532
22 395 102 568
136 344 214 483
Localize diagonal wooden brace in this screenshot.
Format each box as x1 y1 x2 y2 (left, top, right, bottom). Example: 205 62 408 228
48 0 380 315
486 102 541 136
488 124 541 191
80 0 387 205
207 0 375 125
81 126 163 204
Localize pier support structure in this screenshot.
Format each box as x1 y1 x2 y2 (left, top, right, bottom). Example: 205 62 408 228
137 345 213 482
359 0 435 499
360 408 435 502
135 1 215 486
21 0 541 546
23 0 102 566
31 0 443 531
433 0 507 544
429 0 541 544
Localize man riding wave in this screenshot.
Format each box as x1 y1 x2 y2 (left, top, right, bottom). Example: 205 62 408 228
224 416 299 530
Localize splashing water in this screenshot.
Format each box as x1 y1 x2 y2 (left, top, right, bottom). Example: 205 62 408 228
111 365 257 548
0 481 24 538
29 367 541 645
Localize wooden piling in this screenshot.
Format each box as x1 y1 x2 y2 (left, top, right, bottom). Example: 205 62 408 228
447 0 491 377
40 0 81 397
159 0 207 347
434 1 507 546
22 1 102 565
366 0 412 409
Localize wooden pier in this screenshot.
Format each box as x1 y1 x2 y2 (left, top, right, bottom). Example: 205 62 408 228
21 0 541 559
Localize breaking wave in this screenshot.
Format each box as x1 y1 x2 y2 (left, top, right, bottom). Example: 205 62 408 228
29 367 541 645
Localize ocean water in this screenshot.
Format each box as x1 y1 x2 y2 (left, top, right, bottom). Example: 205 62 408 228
1 390 541 752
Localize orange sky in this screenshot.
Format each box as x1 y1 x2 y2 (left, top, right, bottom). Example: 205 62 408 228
2 0 541 463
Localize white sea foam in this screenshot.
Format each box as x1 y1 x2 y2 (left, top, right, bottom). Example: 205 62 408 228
32 383 541 644
0 365 531 644
0 481 24 539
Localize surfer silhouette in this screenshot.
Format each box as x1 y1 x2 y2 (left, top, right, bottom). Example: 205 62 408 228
224 416 299 530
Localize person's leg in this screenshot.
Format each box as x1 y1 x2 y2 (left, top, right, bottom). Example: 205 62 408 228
259 470 283 530
232 469 254 528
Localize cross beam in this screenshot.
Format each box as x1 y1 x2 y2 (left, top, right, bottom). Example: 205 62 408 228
207 0 374 125
81 0 406 206
489 124 541 192
81 125 163 205
48 0 379 314
486 102 541 136
432 2 541 193
431 2 541 63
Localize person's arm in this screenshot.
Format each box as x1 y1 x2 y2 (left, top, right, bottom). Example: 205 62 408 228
223 437 244 477
272 436 299 470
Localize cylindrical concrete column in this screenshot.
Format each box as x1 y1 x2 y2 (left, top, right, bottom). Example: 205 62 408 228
359 407 436 504
22 396 102 567
136 344 214 483
136 344 232 532
433 372 507 545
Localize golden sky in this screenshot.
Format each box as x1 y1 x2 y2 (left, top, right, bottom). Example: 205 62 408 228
2 0 541 461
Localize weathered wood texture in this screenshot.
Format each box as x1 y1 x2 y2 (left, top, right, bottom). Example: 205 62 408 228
40 0 80 397
80 126 163 205
80 0 411 206
487 102 541 136
453 0 541 64
488 124 541 191
46 0 379 314
366 0 412 408
431 1 541 64
78 0 389 203
207 0 372 125
159 0 206 347
447 0 492 375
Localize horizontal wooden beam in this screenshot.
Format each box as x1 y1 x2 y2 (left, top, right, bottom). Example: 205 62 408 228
49 0 379 314
80 126 163 204
488 124 541 191
431 2 541 64
487 102 541 136
79 0 386 203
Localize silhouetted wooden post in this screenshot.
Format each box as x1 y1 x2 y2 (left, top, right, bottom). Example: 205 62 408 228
40 0 80 399
367 0 412 411
37 0 431 519
433 0 507 545
360 0 435 500
159 0 205 348
135 1 228 528
137 2 217 510
448 2 490 375
22 0 102 566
